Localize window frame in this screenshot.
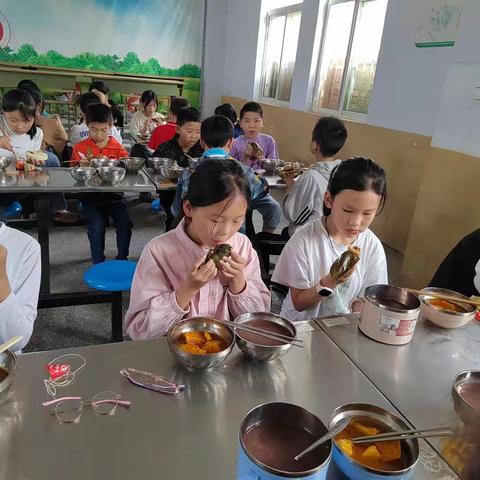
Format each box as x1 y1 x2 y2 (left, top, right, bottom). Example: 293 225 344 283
259 3 303 107
312 0 384 121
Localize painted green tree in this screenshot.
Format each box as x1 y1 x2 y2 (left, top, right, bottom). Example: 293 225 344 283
0 44 201 78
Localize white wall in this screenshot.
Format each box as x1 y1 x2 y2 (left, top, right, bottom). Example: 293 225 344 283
368 0 480 137
202 0 480 139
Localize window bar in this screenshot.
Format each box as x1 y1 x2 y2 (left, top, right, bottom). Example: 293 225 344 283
337 0 361 114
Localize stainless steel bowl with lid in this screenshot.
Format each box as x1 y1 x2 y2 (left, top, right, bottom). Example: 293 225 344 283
97 166 126 184
167 317 235 370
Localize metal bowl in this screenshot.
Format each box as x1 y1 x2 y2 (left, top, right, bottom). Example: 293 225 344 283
91 157 120 168
234 312 296 361
419 287 475 329
160 164 184 180
70 166 96 183
167 317 235 370
452 370 480 425
261 158 278 175
120 156 145 172
149 157 174 172
0 349 17 398
187 156 201 170
330 403 419 479
97 166 126 184
0 157 11 171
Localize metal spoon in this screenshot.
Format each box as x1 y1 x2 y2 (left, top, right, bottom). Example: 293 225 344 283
295 417 350 461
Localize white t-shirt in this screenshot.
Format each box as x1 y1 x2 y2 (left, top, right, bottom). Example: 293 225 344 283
271 217 388 321
0 223 41 351
69 122 122 146
129 111 164 136
0 114 43 160
283 160 341 236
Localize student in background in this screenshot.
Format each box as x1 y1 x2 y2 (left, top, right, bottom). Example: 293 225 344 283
148 97 189 151
71 104 132 263
70 92 122 146
17 84 79 223
172 115 281 235
152 107 203 168
0 89 43 161
0 222 41 352
214 103 243 138
230 102 278 168
429 229 480 297
129 90 165 138
89 80 124 128
272 158 388 321
283 117 348 236
125 158 270 339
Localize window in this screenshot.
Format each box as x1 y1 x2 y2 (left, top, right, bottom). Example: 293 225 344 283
313 0 388 116
260 3 303 103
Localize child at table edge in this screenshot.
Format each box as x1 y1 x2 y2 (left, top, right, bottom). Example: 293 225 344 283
71 104 132 264
124 158 271 339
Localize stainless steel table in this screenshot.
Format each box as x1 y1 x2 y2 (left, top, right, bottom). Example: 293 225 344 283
0 327 457 480
142 167 177 191
316 313 480 474
262 173 287 190
0 167 156 333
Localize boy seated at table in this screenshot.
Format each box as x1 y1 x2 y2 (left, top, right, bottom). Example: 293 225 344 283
171 114 281 234
0 221 41 352
230 101 278 170
71 104 132 264
152 106 203 168
148 97 189 151
70 92 122 147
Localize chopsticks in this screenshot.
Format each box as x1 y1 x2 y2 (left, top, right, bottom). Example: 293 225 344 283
218 319 303 348
407 288 480 308
352 425 453 444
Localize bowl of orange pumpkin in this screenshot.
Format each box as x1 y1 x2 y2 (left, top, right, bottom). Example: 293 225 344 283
419 287 475 329
167 317 235 370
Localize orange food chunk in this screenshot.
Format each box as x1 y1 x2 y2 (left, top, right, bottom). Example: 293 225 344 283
351 421 380 437
204 331 212 341
183 331 205 345
179 343 207 355
375 441 402 462
202 340 222 354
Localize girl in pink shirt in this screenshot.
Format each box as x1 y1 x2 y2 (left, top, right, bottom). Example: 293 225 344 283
125 159 271 339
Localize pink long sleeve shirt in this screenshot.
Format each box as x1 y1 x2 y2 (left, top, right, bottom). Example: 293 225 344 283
125 219 271 339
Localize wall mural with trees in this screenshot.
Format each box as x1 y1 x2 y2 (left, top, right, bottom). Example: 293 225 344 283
0 0 204 104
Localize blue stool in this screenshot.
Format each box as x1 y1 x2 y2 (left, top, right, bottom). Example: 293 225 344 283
0 201 22 220
83 260 137 342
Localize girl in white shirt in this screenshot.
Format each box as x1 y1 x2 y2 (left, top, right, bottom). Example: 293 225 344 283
0 89 43 160
129 90 165 138
272 157 388 321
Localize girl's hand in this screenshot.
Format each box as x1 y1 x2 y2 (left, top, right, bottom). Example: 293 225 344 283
219 251 247 294
185 255 218 291
0 137 13 152
175 255 218 310
283 172 295 190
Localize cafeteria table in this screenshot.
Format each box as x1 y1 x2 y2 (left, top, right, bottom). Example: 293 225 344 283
316 313 480 475
0 322 457 480
0 167 156 307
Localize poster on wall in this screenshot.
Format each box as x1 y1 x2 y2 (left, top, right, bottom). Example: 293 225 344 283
415 0 464 48
0 0 205 106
